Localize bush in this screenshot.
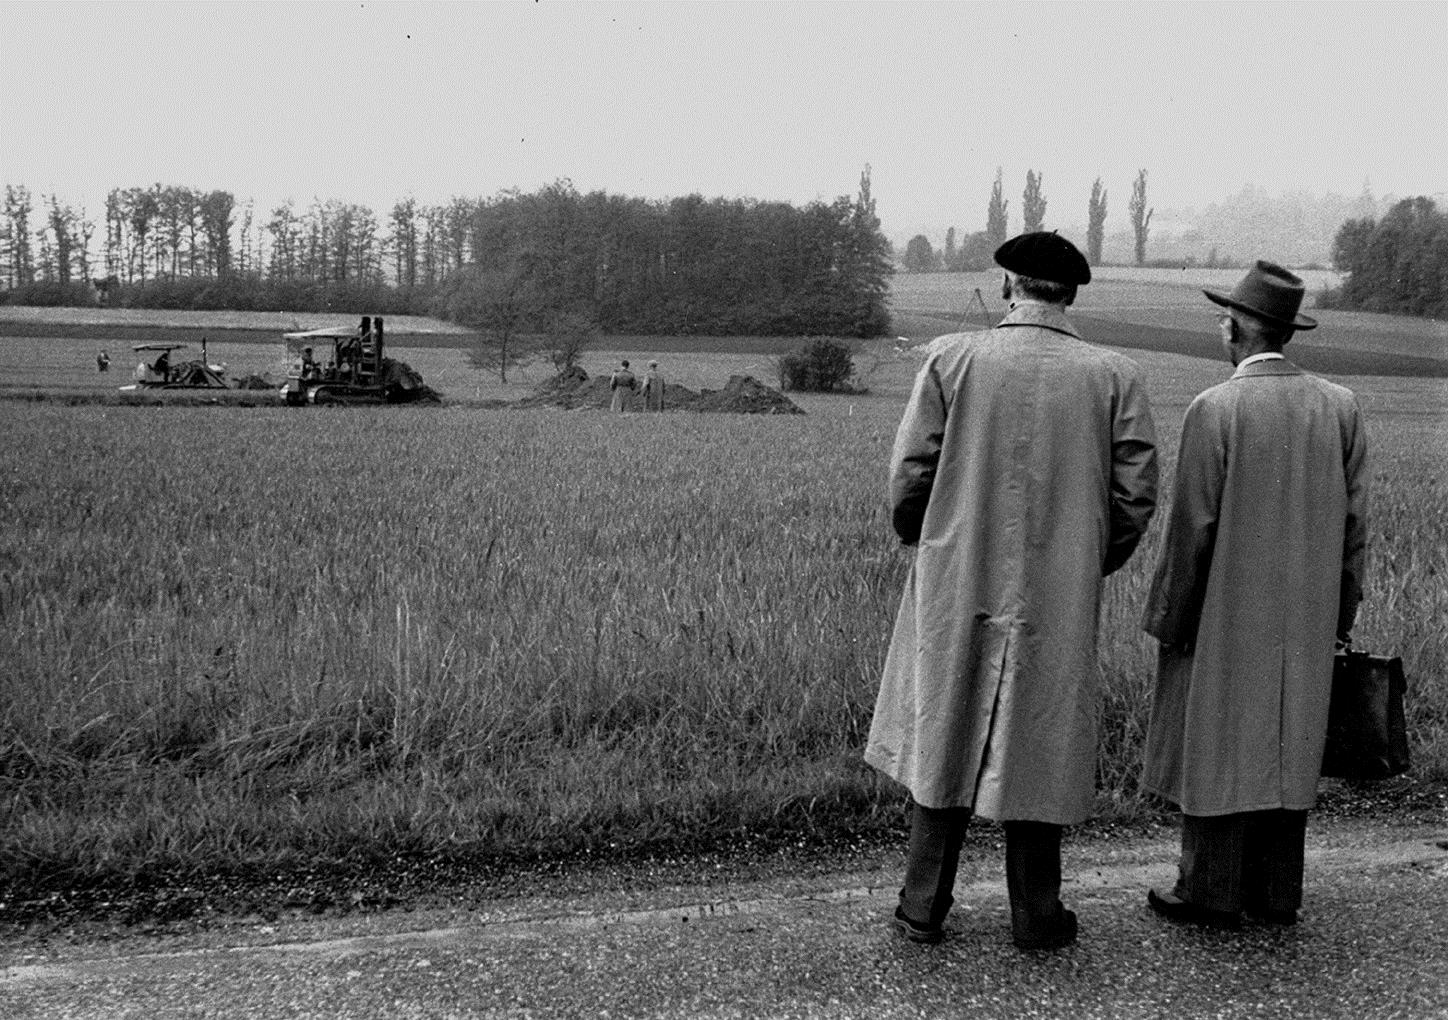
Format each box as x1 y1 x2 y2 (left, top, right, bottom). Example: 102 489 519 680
777 339 858 393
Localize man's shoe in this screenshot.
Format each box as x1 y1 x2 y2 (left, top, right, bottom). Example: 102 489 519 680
1246 905 1298 926
1012 908 1078 951
892 905 944 944
1147 887 1242 930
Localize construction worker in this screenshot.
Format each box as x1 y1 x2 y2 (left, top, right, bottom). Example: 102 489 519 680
641 360 665 411
610 360 637 412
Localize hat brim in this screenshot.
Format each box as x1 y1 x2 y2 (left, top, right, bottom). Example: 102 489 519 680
1203 288 1317 331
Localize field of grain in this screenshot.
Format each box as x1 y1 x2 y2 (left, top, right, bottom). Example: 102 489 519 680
1 285 1444 901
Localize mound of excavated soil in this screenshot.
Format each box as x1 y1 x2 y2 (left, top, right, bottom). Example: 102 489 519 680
517 367 804 415
691 374 804 415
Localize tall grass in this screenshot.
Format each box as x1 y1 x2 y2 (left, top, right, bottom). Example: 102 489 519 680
1 377 1443 892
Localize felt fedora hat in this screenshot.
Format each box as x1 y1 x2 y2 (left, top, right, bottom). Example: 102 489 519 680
1204 260 1317 331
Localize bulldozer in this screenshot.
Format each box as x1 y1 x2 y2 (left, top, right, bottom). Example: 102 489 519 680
119 341 229 391
279 316 430 406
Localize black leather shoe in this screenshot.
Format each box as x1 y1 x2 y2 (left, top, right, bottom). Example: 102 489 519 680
892 905 945 944
1147 888 1242 930
1012 908 1078 951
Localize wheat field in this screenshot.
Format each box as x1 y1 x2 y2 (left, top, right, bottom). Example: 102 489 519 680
1 289 1444 889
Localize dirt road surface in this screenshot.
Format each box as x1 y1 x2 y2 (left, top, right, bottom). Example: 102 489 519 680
4 818 1446 1019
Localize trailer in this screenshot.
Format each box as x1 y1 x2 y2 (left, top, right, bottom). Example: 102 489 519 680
119 342 229 391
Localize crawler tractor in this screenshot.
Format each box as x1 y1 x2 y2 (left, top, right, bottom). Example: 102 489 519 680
280 316 428 405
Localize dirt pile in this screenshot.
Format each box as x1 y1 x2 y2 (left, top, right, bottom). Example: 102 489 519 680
518 368 804 415
691 374 804 414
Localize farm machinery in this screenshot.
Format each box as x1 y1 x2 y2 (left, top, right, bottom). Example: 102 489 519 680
279 316 430 406
119 341 229 391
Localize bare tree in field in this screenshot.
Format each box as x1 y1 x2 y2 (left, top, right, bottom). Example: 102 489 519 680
987 168 1009 248
1022 170 1047 232
1129 169 1153 267
1087 178 1107 266
450 265 540 383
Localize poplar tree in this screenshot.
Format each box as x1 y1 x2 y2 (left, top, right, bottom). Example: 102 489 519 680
1022 171 1046 232
986 168 1008 248
1087 178 1108 265
1130 169 1153 266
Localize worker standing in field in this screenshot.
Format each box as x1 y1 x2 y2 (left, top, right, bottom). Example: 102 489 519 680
1140 261 1368 930
641 360 665 411
609 359 637 412
865 231 1159 951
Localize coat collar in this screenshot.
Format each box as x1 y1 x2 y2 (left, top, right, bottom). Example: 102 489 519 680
1231 357 1302 379
998 302 1081 339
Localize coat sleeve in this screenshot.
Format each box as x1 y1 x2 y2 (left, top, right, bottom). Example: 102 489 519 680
1103 368 1159 576
888 359 947 545
1142 397 1224 646
1338 397 1370 639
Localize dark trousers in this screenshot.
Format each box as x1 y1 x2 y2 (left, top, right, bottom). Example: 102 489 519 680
1173 810 1308 914
900 803 1066 937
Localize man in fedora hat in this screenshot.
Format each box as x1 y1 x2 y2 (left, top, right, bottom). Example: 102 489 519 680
866 231 1159 950
1140 260 1369 930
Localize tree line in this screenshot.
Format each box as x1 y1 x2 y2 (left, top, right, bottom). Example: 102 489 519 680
1326 196 1448 318
902 168 1154 273
0 172 893 338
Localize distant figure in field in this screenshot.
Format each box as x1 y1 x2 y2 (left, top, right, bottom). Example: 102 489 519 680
641 360 665 412
865 231 1159 951
1141 261 1369 931
609 360 637 412
96 350 110 373
153 349 170 382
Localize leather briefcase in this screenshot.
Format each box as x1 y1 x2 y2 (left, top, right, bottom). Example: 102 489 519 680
1321 648 1410 780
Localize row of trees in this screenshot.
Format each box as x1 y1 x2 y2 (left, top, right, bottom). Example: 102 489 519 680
1327 196 1448 318
0 172 894 338
902 169 1154 273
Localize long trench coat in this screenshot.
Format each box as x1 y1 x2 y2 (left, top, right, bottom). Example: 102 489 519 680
1141 358 1368 816
609 369 636 412
864 304 1159 824
641 369 665 411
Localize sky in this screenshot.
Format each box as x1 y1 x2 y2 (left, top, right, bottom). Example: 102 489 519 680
2 0 1445 246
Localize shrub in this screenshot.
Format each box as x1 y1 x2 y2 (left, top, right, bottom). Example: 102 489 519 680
778 339 858 393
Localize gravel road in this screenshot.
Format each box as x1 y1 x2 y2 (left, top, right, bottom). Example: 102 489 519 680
3 817 1446 1019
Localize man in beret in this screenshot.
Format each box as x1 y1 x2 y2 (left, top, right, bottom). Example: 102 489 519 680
1141 261 1369 930
866 231 1159 950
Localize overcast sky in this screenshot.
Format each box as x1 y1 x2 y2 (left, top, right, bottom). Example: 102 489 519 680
3 1 1444 243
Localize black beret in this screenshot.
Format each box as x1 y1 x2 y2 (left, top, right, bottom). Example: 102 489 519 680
994 231 1091 286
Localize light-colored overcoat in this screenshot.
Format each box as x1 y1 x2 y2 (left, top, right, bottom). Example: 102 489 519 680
865 304 1159 824
1141 358 1368 816
609 369 636 412
641 369 665 411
